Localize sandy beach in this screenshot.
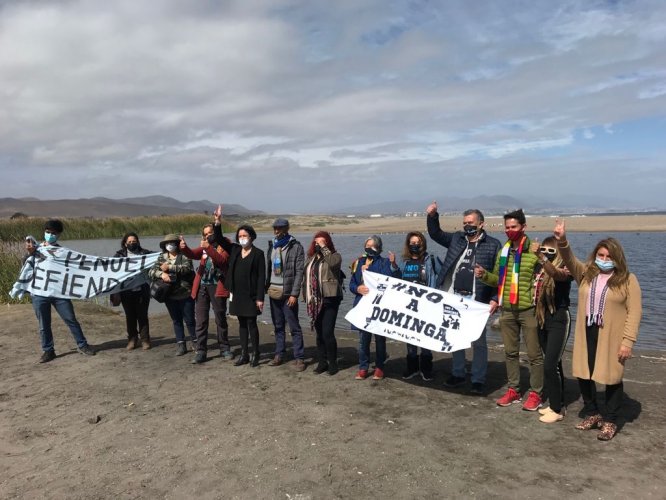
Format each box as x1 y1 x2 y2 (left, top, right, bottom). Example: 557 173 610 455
1 303 664 499
235 214 666 234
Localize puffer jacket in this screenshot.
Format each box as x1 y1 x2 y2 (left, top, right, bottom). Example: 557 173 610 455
265 237 305 298
480 236 539 310
427 214 500 304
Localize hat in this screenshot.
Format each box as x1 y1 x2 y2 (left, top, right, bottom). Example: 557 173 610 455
272 218 289 228
159 234 179 251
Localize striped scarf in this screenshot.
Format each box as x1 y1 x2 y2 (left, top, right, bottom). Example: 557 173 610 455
587 273 611 326
497 237 526 307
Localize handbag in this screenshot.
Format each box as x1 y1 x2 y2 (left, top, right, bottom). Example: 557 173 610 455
150 279 174 303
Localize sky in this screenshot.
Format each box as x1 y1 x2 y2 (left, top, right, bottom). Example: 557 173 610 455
1 0 665 213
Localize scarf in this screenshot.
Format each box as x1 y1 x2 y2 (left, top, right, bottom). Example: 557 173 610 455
587 272 612 326
304 258 323 329
497 237 526 307
273 234 292 248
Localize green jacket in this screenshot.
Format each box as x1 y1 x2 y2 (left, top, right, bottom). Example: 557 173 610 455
481 236 538 310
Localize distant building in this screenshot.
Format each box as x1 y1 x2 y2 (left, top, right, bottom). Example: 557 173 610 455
369 214 382 218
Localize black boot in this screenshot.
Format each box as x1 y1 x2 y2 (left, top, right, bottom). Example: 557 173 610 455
402 356 419 379
327 359 339 376
234 352 249 366
314 342 328 374
420 356 434 381
250 352 260 367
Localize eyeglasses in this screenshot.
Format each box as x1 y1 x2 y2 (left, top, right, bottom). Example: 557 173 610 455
539 247 557 255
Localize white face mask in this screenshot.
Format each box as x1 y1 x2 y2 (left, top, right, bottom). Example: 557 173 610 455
238 237 251 248
165 243 177 253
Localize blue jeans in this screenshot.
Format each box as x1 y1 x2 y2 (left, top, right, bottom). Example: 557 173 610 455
358 330 386 371
165 297 196 343
270 297 304 360
31 295 88 352
451 327 488 384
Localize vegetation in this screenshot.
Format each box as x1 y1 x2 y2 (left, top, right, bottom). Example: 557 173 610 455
0 215 235 242
0 242 29 304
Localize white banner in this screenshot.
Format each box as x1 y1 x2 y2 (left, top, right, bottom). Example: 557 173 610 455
345 271 490 353
10 246 160 300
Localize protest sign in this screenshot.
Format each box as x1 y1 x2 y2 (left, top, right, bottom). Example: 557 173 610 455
345 271 490 353
10 246 160 300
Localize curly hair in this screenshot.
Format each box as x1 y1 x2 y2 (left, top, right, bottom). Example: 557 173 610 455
307 231 336 257
402 231 427 261
581 237 630 289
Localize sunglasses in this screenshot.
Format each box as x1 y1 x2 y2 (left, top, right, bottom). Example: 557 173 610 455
539 247 557 255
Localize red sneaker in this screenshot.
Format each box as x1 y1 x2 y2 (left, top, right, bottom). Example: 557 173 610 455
496 387 521 407
355 369 368 380
522 391 543 411
372 368 385 380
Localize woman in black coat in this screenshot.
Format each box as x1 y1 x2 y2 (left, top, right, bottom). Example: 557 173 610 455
114 232 153 350
215 219 266 367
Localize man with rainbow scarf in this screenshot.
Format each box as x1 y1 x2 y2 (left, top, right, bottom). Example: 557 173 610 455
475 209 544 411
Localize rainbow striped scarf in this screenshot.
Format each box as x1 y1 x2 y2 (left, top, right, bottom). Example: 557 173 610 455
497 237 526 307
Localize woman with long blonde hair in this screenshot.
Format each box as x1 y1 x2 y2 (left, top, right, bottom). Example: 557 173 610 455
532 236 573 423
553 221 641 441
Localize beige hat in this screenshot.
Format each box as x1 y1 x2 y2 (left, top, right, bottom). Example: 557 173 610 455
159 234 179 251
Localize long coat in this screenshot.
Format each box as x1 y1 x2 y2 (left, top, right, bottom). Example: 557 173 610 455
558 241 642 385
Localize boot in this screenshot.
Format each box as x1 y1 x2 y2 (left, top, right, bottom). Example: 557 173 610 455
327 359 339 376
420 356 434 381
126 337 137 351
250 352 260 367
402 356 419 379
235 352 249 366
175 342 188 356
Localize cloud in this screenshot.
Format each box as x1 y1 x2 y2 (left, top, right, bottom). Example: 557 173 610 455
1 0 665 212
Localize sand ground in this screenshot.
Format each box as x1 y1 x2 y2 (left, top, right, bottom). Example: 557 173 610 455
1 303 665 499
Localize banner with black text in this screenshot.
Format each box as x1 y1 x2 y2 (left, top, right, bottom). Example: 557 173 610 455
10 246 160 300
345 271 490 353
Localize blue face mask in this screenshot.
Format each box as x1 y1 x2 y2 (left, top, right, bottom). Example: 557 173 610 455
44 232 58 244
595 258 615 272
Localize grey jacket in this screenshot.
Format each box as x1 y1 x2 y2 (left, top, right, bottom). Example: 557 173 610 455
265 237 305 298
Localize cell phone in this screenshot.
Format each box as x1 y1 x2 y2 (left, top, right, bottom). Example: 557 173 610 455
25 235 38 246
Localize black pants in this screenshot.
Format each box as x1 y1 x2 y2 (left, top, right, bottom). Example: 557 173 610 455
120 287 151 341
578 323 624 423
194 284 229 352
238 315 260 357
314 297 341 365
538 308 571 413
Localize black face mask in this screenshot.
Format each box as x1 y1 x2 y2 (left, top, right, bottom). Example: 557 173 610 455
126 243 139 252
545 253 556 262
206 235 216 245
463 225 479 237
365 247 379 257
409 244 421 255
314 243 322 253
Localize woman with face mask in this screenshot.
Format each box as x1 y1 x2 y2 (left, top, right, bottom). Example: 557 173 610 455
553 220 642 441
114 232 154 351
212 205 266 367
398 231 441 381
531 236 573 423
349 235 400 380
149 234 196 356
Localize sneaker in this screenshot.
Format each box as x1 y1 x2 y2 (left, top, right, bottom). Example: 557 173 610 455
443 375 466 388
313 363 329 374
175 342 187 356
126 338 137 351
221 350 234 360
522 391 543 411
192 351 207 364
469 383 485 395
402 366 420 380
539 411 564 423
372 368 385 380
39 350 56 363
420 369 434 381
538 406 554 416
496 387 521 407
355 369 368 380
77 345 96 356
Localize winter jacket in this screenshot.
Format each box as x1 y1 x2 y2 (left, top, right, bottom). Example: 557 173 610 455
265 237 305 298
114 246 152 297
301 247 343 300
349 255 401 308
398 252 441 289
148 252 195 301
427 214 500 304
479 236 539 311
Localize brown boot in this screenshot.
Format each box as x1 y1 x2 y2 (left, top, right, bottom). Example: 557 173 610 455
141 338 151 350
268 355 283 366
126 338 137 351
294 359 306 372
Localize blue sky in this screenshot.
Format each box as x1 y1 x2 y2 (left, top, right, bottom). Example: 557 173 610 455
1 0 665 212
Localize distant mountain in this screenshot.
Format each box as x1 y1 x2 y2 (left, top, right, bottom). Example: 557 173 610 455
334 195 527 216
0 196 262 218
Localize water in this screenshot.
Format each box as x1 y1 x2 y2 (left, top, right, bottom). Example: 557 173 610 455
67 230 666 351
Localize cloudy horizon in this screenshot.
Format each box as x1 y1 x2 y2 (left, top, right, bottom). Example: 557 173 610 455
1 0 665 212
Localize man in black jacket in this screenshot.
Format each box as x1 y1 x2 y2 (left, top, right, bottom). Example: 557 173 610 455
426 202 500 394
